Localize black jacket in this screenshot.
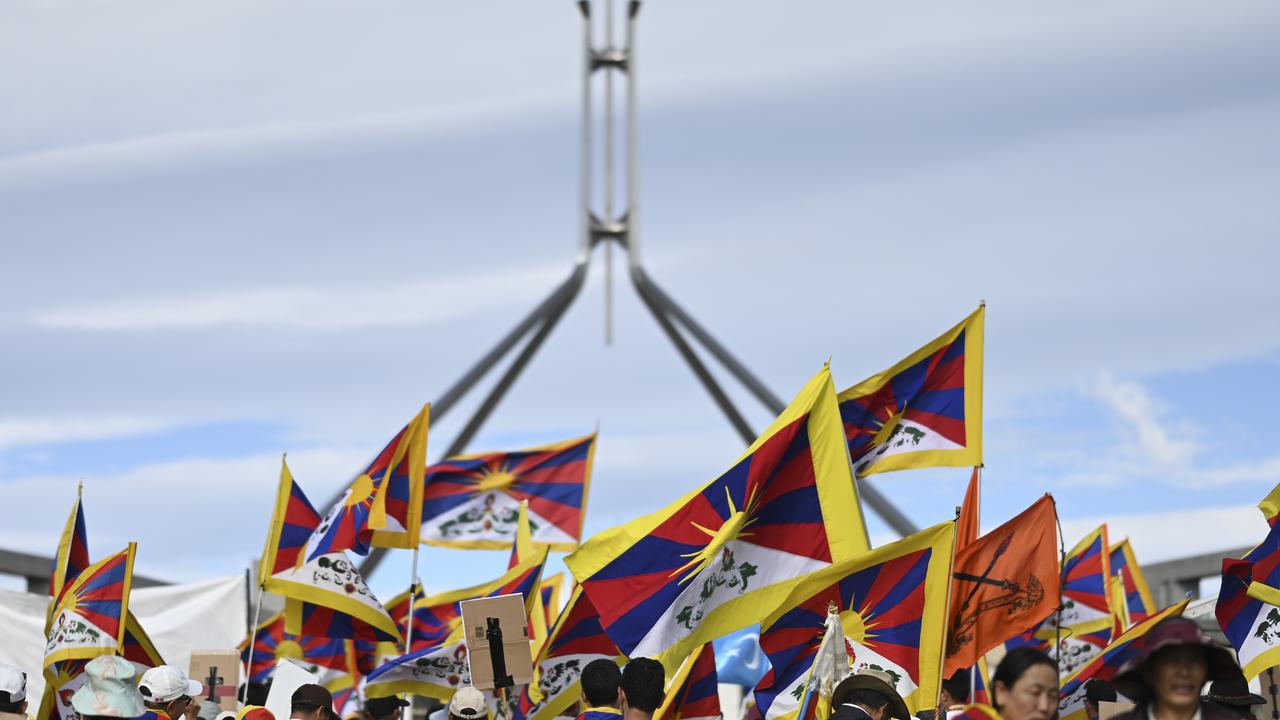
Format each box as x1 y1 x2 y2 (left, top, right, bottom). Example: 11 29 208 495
831 705 876 720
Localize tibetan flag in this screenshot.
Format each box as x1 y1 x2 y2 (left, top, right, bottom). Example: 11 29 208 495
540 573 565 630
756 522 955 719
1260 482 1280 526
566 367 868 669
945 495 1059 676
258 457 324 586
241 610 356 683
308 404 430 558
1058 600 1189 720
364 641 473 702
401 551 548 653
39 660 92 720
510 502 550 647
382 584 425 655
50 485 90 606
519 587 624 720
1051 628 1111 679
1108 540 1155 625
121 612 165 671
422 433 597 551
259 458 402 644
44 544 136 668
1217 517 1280 679
971 658 991 706
658 644 721 720
838 306 984 477
951 706 1000 720
1039 526 1113 639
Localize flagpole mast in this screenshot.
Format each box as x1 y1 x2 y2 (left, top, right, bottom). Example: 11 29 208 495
244 578 265 701
970 466 980 706
402 545 420 720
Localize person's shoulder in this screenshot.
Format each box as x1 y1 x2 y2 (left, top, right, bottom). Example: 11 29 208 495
1202 701 1248 720
831 706 870 720
1108 707 1144 720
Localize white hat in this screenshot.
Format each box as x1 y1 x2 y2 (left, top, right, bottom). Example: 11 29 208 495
447 687 487 719
139 666 203 704
0 663 26 704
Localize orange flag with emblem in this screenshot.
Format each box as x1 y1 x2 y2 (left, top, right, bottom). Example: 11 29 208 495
944 494 1060 676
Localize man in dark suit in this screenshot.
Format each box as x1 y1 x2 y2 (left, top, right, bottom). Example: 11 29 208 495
830 669 910 720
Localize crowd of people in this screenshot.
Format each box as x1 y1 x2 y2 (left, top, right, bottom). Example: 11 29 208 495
0 615 1271 720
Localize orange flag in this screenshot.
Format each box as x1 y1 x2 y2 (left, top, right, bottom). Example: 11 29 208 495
944 494 1060 676
956 468 981 552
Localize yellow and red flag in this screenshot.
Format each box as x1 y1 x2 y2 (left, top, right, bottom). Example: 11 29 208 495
838 306 983 477
566 367 868 671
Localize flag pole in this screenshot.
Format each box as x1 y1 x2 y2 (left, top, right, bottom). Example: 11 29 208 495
970 467 980 706
402 544 421 720
244 579 265 702
938 519 959 715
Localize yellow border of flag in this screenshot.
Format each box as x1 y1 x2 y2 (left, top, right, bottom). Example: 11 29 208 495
1038 525 1113 639
421 433 598 552
371 402 430 548
1110 539 1155 620
837 306 984 476
44 542 137 668
764 522 956 715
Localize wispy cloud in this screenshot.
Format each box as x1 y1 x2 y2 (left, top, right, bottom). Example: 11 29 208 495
0 417 172 451
30 265 564 332
1084 372 1280 488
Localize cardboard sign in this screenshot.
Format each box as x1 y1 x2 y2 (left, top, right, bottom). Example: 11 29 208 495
1098 701 1135 720
265 659 321 720
461 593 534 691
189 651 242 711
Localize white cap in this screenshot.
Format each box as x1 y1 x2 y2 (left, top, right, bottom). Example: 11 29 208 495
447 687 487 719
0 663 26 704
138 666 203 703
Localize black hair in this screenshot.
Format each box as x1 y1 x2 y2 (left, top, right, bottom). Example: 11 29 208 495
621 658 665 714
845 689 891 711
0 700 23 714
992 647 1056 710
1084 679 1117 705
581 659 622 708
942 669 970 705
240 681 270 707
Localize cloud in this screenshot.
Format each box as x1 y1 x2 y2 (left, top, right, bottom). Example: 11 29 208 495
30 265 565 331
1059 504 1260 565
0 417 172 451
1091 372 1199 471
1084 373 1280 489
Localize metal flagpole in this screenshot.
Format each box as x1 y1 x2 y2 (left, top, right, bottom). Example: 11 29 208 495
402 544 420 720
355 0 921 580
244 580 265 703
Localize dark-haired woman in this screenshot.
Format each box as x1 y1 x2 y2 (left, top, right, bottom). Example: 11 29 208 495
991 647 1058 720
1112 617 1241 720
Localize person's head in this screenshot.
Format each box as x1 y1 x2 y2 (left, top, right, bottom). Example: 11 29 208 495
1114 617 1239 714
71 656 147 720
991 647 1058 720
447 686 487 720
1083 679 1117 720
1204 672 1267 720
0 664 28 716
139 666 203 720
291 684 335 720
196 701 224 720
365 697 409 720
620 659 664 717
831 669 910 720
240 682 270 708
940 670 970 708
580 659 622 709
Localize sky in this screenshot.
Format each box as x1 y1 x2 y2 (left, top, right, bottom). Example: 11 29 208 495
1 0 1279 605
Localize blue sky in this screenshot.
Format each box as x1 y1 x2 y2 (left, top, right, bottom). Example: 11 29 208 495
1 0 1278 602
